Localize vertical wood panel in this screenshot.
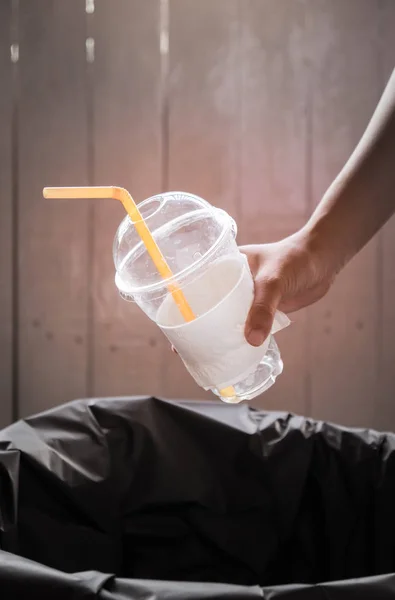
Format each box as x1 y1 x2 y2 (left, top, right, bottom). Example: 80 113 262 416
377 0 395 431
0 0 13 426
239 0 310 415
164 0 239 400
308 0 381 427
168 0 239 214
92 0 164 397
18 0 89 417
241 0 309 222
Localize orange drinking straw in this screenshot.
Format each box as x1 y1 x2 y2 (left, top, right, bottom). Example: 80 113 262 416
43 186 237 401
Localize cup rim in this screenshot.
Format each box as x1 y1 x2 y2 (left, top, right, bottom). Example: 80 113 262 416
114 206 236 296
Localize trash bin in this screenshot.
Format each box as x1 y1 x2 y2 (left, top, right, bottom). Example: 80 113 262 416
1 396 395 599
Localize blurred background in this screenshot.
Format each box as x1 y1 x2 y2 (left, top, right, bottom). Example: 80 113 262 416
0 0 394 429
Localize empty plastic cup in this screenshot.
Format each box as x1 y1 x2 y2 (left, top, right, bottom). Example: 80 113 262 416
113 191 289 403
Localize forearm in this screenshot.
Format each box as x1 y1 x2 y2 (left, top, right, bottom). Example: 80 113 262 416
303 68 395 276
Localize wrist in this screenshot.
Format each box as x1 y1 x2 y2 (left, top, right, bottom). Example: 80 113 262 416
297 220 341 285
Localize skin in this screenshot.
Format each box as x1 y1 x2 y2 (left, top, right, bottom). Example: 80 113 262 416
242 67 395 347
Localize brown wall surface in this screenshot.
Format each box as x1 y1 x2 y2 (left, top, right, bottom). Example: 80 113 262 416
0 0 394 429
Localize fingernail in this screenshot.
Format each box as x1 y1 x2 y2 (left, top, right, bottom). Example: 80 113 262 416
247 329 265 347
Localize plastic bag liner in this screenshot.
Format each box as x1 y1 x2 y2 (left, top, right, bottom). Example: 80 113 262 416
1 397 395 599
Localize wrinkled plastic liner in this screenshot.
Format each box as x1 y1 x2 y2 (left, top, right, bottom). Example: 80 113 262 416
1 396 395 599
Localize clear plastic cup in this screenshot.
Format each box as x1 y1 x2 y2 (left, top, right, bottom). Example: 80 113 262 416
113 191 289 403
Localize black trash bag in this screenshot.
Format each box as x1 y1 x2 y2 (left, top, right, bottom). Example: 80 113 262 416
1 396 395 599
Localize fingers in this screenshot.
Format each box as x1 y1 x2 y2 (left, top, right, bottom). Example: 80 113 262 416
245 277 281 347
240 246 281 346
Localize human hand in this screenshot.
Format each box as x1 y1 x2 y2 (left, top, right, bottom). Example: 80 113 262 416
241 230 335 347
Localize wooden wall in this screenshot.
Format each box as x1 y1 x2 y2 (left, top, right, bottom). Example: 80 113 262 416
0 0 394 429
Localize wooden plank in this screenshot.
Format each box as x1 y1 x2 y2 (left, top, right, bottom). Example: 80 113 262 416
167 0 239 214
307 0 381 427
164 0 240 400
0 0 13 427
241 0 309 223
18 0 89 417
376 0 395 432
239 1 310 415
92 0 165 398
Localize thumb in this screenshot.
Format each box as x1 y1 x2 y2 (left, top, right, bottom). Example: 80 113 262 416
245 278 281 347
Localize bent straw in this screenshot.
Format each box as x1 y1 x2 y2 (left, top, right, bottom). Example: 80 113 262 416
43 186 237 401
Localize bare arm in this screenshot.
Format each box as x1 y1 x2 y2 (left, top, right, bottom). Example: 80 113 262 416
304 67 395 277
243 68 395 346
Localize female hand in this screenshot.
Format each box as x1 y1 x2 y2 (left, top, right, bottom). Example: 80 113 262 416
241 230 335 347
